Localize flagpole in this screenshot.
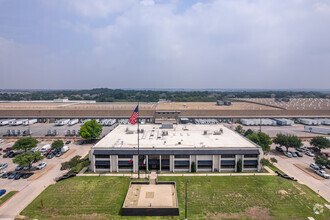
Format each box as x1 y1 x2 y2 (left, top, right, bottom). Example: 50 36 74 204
137 101 140 179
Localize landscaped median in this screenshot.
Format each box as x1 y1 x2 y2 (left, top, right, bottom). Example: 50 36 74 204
0 191 18 206
20 176 329 219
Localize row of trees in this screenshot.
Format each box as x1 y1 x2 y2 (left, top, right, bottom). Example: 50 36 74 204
235 125 272 152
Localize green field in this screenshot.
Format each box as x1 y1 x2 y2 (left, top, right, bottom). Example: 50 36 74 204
21 176 329 219
0 191 18 205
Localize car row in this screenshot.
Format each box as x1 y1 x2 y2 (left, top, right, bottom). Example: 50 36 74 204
310 163 330 179
0 171 34 180
276 146 304 158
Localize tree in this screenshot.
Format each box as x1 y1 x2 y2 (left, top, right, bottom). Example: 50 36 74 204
273 134 288 149
287 135 303 151
260 158 270 168
246 132 272 152
310 136 330 152
12 137 38 152
270 157 278 164
314 155 329 166
237 159 242 172
52 140 64 150
79 119 102 141
244 129 254 137
191 162 196 173
13 152 44 169
235 125 244 135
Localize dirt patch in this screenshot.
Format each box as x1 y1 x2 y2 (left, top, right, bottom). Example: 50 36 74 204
294 164 324 180
278 190 288 195
59 149 76 159
208 206 272 220
28 164 55 181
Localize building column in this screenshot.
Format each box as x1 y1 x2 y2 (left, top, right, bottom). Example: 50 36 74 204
218 155 221 172
116 155 118 172
235 155 238 172
189 155 192 172
146 155 149 171
196 155 198 172
159 155 162 171
133 155 138 172
212 155 215 172
242 155 245 172
170 155 174 172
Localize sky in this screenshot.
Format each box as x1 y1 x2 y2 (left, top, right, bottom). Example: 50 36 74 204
0 0 330 90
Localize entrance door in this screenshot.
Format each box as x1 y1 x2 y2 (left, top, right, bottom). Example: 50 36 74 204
148 155 160 171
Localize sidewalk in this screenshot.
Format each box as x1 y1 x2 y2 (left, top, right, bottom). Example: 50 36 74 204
77 171 275 178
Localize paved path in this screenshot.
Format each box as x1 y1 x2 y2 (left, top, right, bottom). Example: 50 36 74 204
267 144 330 203
0 144 91 220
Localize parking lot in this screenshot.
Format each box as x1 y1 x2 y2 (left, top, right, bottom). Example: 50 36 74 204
267 143 330 202
0 122 116 138
238 124 329 138
0 140 92 219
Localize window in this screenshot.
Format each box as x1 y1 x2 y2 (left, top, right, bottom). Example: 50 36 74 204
221 165 235 169
244 165 258 168
198 160 212 169
95 155 109 159
118 155 133 159
222 154 235 158
244 154 258 158
96 165 110 169
174 161 189 169
175 155 190 158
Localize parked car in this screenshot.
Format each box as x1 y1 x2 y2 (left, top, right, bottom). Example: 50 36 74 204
3 151 12 158
29 147 40 152
23 166 29 171
295 152 303 157
1 172 10 178
290 152 297 157
8 172 17 179
326 164 330 169
276 146 283 152
47 153 54 159
284 151 292 158
0 171 7 177
22 173 33 179
36 162 47 170
8 151 15 158
306 151 315 157
3 147 12 153
61 145 70 153
296 148 304 152
310 163 320 170
14 172 22 180
51 148 57 154
0 163 8 170
15 165 22 171
0 189 6 197
65 140 71 145
316 164 326 170
0 139 4 144
315 170 330 179
55 151 62 157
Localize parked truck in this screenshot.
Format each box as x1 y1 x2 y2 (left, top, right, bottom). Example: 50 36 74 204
23 119 37 125
55 119 70 126
69 119 79 126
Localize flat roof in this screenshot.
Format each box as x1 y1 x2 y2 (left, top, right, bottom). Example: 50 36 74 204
94 124 257 149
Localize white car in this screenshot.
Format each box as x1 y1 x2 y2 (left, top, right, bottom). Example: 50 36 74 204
0 163 8 170
30 147 40 152
306 151 315 157
0 139 3 144
310 163 320 170
315 170 330 179
36 162 47 170
0 171 6 177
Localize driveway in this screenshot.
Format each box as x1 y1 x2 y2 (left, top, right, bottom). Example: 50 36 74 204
0 142 92 219
267 143 330 203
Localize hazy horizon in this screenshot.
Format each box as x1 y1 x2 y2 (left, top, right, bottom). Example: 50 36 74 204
1 0 330 90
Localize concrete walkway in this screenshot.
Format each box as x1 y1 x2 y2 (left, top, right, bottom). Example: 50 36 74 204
78 171 276 178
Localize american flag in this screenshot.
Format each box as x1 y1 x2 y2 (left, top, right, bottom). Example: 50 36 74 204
128 105 139 125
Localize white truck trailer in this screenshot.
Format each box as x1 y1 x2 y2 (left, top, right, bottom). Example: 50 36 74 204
55 119 70 126
23 119 37 125
69 119 79 126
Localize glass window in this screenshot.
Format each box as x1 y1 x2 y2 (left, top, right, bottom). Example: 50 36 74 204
221 154 235 158
244 165 258 168
244 154 258 158
95 165 110 169
174 155 190 158
95 155 109 159
118 155 133 158
221 165 235 169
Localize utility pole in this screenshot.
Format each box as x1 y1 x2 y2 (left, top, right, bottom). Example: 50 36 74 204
185 180 188 219
137 102 140 179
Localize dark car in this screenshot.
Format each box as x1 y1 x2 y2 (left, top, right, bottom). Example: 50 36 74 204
8 151 15 158
276 146 283 152
22 173 34 179
55 151 62 157
0 189 6 197
51 148 57 154
15 165 22 171
47 153 54 159
3 151 13 158
326 164 330 169
3 147 12 153
8 172 17 179
1 172 10 179
296 152 303 157
43 152 49 157
14 172 22 180
65 141 71 145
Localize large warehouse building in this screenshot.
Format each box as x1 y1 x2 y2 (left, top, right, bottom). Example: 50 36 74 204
89 124 264 173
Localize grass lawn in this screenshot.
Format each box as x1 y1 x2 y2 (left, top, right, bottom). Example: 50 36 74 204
0 191 18 205
21 176 329 219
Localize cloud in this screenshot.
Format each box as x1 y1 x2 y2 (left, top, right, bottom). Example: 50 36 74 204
1 0 330 89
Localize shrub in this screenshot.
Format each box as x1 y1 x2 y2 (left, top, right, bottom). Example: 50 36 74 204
191 162 196 173
237 159 242 172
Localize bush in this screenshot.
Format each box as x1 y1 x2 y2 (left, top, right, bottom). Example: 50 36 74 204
237 159 242 172
191 162 196 173
61 155 82 170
